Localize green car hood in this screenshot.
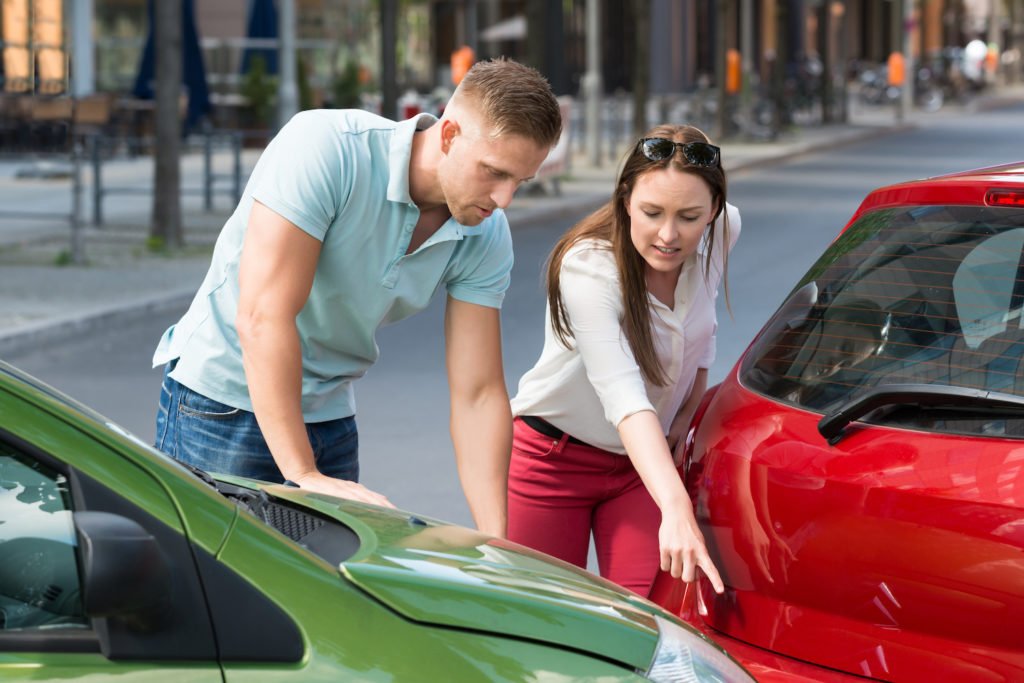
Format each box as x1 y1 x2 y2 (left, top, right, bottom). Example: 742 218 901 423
264 485 661 671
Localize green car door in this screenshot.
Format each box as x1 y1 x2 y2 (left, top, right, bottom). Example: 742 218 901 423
0 390 223 682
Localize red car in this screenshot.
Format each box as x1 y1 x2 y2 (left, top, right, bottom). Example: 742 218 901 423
651 162 1024 682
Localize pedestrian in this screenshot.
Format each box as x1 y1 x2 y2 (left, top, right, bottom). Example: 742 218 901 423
508 125 737 596
152 58 562 538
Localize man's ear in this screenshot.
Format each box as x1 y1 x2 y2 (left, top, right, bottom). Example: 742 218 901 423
440 119 460 153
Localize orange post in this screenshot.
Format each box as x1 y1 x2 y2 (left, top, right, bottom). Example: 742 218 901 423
726 49 741 95
887 51 905 87
985 43 999 75
451 45 475 86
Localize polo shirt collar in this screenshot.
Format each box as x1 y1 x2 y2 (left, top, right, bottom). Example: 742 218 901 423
386 113 437 205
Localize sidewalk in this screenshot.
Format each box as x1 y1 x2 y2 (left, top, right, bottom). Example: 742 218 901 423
0 87 1019 358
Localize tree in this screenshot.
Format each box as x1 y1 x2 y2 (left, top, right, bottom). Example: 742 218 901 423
632 0 650 138
380 0 397 120
151 0 183 249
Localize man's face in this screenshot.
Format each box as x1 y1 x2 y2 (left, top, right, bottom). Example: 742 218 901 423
437 118 550 226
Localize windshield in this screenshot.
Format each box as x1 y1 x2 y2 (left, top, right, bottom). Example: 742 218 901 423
740 204 1024 438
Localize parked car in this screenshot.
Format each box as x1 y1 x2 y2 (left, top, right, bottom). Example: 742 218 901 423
0 360 753 682
652 162 1024 682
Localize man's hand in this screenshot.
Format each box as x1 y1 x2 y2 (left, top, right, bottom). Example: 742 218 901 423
292 471 395 508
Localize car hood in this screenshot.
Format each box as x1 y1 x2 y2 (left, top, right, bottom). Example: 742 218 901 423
263 485 662 670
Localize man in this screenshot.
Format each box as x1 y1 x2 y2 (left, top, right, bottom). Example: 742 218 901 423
153 58 561 538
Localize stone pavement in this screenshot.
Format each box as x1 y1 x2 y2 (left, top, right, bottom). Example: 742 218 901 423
0 87 1020 358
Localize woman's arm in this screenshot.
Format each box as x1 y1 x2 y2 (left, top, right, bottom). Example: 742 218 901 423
618 410 724 593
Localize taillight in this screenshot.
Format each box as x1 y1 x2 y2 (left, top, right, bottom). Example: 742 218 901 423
985 189 1024 207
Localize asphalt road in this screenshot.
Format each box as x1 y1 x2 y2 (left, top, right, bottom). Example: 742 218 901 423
10 101 1023 528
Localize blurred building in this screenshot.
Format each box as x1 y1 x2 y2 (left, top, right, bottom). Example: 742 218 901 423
0 1 1019 118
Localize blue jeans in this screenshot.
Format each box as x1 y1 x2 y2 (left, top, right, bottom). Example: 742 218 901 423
155 363 359 484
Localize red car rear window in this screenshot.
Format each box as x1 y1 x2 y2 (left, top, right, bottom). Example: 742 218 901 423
740 204 1024 438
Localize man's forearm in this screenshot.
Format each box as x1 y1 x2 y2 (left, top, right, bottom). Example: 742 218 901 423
239 316 317 480
450 391 512 538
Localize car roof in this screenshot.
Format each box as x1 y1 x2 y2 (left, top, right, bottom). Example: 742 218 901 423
849 160 1024 222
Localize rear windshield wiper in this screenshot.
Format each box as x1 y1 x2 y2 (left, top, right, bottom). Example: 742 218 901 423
819 384 1024 444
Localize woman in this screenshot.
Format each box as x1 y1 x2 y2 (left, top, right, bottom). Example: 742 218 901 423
508 124 738 596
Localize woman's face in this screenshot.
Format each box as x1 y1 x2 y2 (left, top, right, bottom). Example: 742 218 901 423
625 166 716 277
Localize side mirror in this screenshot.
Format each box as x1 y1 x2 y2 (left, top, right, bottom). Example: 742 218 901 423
73 511 172 628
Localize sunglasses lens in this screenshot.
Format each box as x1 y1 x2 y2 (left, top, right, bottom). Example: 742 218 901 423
641 138 674 161
640 138 720 167
684 143 718 166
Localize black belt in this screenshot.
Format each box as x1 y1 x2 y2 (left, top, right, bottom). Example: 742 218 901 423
520 415 591 447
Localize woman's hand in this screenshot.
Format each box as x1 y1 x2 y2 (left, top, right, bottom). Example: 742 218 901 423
659 503 725 593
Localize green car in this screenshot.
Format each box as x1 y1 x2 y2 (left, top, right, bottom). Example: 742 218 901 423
0 361 752 682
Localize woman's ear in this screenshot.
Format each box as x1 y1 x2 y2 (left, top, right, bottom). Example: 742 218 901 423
710 198 723 224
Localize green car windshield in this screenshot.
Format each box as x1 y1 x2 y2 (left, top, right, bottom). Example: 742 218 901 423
740 204 1024 438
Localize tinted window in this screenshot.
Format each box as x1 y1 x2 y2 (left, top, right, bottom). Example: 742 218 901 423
741 205 1024 437
0 445 87 631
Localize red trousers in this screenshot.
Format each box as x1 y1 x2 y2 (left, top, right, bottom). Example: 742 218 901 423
507 417 662 597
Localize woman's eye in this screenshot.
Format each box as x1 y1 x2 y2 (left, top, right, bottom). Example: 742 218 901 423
643 210 660 218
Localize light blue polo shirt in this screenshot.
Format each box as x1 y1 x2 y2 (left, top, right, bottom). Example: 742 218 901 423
153 109 513 422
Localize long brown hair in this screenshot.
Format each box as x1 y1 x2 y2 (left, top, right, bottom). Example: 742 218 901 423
546 124 730 386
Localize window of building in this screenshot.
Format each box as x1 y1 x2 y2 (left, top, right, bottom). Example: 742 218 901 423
1 0 67 94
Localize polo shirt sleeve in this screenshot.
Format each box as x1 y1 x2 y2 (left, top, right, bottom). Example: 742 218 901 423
445 215 514 309
561 245 655 428
698 201 743 368
249 111 346 242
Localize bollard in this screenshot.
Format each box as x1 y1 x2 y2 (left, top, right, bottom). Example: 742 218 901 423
70 139 85 264
232 132 242 202
91 136 103 226
203 132 213 211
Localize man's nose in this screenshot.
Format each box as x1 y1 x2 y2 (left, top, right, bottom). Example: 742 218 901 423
492 180 517 209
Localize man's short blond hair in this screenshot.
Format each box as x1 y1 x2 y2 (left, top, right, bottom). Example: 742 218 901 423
453 58 562 149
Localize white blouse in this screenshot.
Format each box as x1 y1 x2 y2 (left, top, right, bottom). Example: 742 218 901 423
511 202 741 454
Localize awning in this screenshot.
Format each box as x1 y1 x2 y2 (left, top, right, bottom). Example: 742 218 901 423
480 15 526 42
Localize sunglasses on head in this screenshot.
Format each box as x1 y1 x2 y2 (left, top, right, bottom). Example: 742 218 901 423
638 137 721 167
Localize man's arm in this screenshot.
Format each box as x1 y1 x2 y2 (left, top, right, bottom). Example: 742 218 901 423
237 201 392 506
444 296 512 538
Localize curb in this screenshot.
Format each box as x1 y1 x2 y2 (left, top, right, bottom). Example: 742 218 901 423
0 288 196 359
506 191 608 230
726 122 914 174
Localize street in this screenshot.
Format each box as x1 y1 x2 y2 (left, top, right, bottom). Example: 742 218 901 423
9 101 1024 528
